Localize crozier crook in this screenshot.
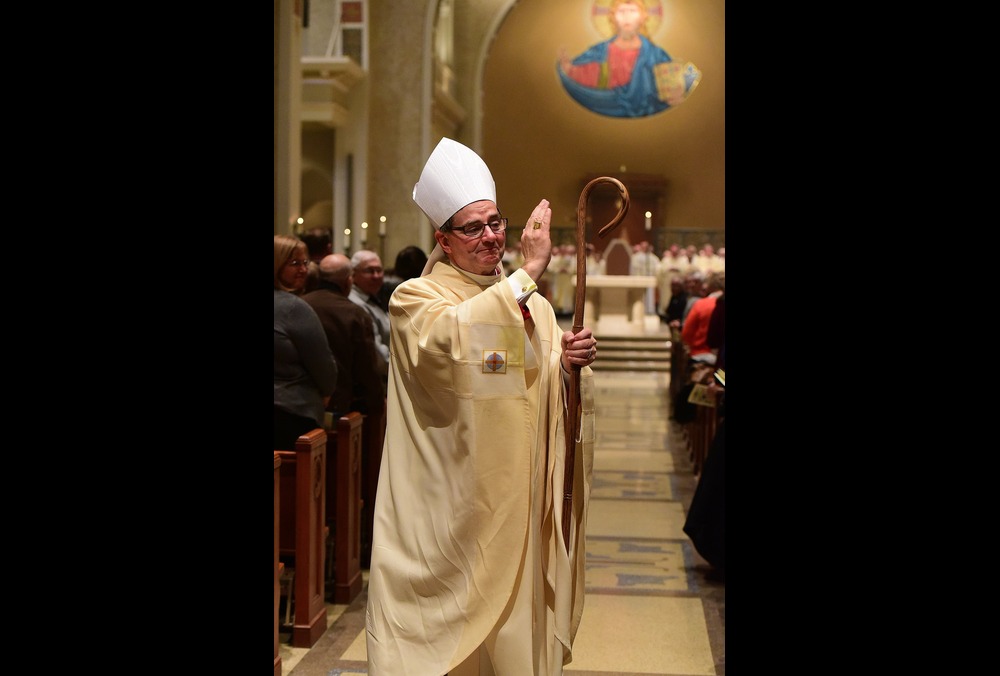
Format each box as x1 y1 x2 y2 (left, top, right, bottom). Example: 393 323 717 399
562 177 629 554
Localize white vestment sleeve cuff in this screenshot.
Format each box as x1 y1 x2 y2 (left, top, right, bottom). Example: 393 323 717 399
508 268 538 305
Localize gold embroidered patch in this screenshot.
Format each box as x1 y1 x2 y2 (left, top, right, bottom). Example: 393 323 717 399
483 350 507 374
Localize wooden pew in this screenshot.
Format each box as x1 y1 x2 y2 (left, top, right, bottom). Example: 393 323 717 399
682 360 721 478
361 399 387 567
277 429 328 648
669 326 685 406
273 452 281 676
669 329 721 476
326 412 364 603
689 395 718 477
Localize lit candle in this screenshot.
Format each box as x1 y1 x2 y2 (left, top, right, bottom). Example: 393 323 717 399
644 211 652 231
344 228 351 249
379 216 387 237
360 222 368 245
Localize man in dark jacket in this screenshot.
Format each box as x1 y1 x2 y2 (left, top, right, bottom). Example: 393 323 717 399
663 277 688 326
302 254 386 418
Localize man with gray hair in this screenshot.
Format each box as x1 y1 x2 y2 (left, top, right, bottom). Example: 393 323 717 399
348 249 390 380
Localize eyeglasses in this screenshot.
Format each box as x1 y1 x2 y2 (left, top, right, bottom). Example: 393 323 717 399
357 266 383 274
444 217 508 239
286 259 310 268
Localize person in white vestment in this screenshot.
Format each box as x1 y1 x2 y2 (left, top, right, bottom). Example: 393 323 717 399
630 240 659 314
656 243 689 316
365 137 598 676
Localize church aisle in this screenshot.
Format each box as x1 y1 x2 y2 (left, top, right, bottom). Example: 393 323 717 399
282 369 725 676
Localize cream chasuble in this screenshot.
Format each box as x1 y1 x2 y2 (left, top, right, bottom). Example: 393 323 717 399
365 260 595 676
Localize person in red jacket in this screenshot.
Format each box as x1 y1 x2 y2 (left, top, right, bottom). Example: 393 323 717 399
706 289 725 372
680 272 724 365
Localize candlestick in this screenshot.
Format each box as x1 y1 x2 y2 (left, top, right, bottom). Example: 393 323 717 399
360 221 368 245
644 211 652 231
379 216 387 237
344 228 351 250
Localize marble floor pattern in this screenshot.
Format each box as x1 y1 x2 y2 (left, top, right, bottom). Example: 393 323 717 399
280 367 725 676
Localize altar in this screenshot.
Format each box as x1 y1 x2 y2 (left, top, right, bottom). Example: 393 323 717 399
574 237 659 336
576 274 659 335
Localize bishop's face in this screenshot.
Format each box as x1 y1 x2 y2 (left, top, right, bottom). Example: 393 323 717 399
437 200 506 276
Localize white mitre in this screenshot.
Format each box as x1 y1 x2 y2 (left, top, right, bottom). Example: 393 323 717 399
412 138 496 229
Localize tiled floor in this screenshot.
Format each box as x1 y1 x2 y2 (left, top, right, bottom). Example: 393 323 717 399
280 354 725 675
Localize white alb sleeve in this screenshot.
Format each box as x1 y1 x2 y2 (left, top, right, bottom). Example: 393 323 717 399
507 268 538 305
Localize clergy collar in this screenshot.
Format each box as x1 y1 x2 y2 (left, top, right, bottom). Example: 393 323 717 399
449 261 504 287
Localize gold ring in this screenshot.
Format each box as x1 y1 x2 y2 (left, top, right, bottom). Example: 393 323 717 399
533 220 542 229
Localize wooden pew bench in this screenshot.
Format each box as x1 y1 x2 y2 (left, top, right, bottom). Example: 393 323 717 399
688 387 719 477
277 429 328 648
669 331 721 477
276 414 365 653
273 453 282 676
325 412 364 603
